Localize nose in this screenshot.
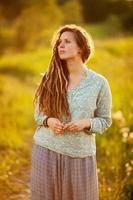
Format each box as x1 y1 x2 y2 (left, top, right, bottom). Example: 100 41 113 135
59 41 65 49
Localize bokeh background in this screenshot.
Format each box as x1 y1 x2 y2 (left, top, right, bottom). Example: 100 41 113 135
0 0 133 199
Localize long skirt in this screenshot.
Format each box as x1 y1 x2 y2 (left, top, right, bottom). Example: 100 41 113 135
30 143 99 200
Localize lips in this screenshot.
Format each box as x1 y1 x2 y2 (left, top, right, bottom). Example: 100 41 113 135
59 50 65 54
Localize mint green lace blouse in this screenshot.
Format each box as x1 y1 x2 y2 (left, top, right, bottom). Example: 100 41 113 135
33 66 112 158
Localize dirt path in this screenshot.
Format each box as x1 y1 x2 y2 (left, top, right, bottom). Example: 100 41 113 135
7 140 33 200
9 164 31 200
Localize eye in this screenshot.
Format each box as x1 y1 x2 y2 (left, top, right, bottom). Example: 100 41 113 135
58 39 70 44
66 40 71 43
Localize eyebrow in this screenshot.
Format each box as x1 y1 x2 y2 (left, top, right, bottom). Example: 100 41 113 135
59 38 70 42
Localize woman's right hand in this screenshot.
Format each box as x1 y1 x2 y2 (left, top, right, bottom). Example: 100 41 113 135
47 117 65 135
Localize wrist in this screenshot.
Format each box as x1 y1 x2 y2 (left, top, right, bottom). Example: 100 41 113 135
47 117 51 127
83 119 91 129
83 119 92 135
43 117 50 127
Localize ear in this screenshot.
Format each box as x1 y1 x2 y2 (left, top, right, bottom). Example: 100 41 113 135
77 47 82 54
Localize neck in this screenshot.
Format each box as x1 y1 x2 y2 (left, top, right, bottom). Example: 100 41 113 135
66 59 86 76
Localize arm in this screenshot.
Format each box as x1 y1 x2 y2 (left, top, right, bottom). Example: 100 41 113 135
34 101 48 126
84 78 112 134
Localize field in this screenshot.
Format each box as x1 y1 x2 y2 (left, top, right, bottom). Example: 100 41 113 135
0 25 133 199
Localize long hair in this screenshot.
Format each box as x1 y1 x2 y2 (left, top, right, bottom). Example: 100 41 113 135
33 24 94 122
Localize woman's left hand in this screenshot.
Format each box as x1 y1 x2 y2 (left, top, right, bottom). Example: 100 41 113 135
63 119 90 132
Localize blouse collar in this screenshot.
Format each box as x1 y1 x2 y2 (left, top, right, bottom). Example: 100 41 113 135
67 66 94 94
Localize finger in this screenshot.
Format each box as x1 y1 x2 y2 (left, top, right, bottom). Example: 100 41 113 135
56 125 64 130
67 124 76 129
68 125 77 131
55 131 60 135
55 128 64 134
64 122 74 129
56 122 65 129
62 124 67 130
69 125 77 129
64 125 74 131
54 130 61 135
55 127 63 132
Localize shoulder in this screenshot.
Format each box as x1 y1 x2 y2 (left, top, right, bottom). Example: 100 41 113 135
90 69 110 86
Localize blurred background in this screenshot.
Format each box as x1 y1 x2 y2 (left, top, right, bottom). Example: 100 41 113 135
0 0 133 199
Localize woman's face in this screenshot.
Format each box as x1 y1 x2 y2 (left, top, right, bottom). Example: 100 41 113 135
57 31 81 61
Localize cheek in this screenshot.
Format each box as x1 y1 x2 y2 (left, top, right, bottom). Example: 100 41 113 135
67 44 78 54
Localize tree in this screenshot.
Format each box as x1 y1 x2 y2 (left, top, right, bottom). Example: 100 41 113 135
79 0 109 23
60 0 83 24
14 1 63 50
79 0 133 25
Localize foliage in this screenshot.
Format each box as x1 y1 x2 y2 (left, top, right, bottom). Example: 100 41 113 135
0 22 133 199
59 0 83 24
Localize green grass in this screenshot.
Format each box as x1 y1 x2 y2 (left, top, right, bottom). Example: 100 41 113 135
0 31 133 199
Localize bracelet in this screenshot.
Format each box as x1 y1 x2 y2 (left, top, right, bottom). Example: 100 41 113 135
83 127 92 135
43 117 50 127
83 119 92 135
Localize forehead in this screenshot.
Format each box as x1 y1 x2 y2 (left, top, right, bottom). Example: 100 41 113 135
59 31 75 40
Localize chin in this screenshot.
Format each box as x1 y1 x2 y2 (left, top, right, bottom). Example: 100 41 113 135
59 56 68 60
59 55 73 61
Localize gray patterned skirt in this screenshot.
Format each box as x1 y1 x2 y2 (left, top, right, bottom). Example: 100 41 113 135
30 143 99 200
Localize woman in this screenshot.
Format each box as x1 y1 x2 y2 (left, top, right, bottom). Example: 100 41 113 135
30 24 112 200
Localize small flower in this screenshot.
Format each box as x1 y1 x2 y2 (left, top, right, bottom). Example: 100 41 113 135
97 168 100 173
125 163 132 173
8 171 12 175
129 132 133 139
125 163 129 168
120 127 130 134
112 111 126 126
122 132 128 138
111 166 115 170
127 171 131 176
130 160 133 165
107 187 112 192
122 137 127 143
112 111 123 120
